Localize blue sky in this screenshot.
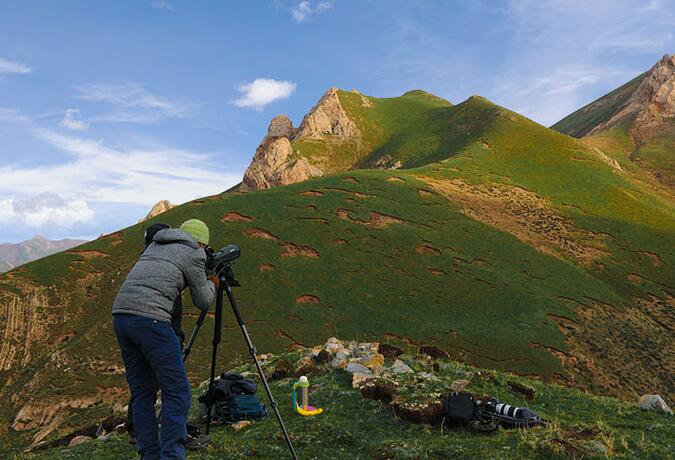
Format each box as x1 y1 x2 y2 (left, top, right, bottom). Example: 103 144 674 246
0 0 673 243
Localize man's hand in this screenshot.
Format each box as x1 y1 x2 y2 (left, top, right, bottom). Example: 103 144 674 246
207 274 220 290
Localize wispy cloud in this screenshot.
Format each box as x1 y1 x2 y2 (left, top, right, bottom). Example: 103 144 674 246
75 83 190 123
0 193 93 228
291 0 332 23
233 78 296 111
151 0 173 10
0 57 32 74
59 108 89 131
0 128 242 207
487 0 675 125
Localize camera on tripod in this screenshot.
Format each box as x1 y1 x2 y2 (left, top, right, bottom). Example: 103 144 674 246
205 244 241 284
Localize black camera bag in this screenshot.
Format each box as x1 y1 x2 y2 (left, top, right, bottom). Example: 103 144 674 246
442 392 475 427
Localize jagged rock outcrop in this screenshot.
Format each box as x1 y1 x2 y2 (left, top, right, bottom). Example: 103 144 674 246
295 87 360 140
588 54 675 140
140 200 174 222
240 88 366 191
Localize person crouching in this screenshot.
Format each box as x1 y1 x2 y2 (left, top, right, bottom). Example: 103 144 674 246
112 219 219 460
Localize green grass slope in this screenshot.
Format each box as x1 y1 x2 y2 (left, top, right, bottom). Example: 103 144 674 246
0 95 673 450
15 347 674 459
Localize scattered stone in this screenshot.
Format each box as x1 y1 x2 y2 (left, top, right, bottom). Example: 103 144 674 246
230 420 252 431
378 343 404 358
418 345 450 360
352 372 374 388
638 394 673 415
68 435 92 447
345 362 371 375
331 356 348 369
360 353 385 371
508 380 536 401
390 359 413 374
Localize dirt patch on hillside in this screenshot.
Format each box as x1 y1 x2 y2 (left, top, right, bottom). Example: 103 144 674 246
280 243 320 259
259 263 275 272
336 208 404 228
244 227 279 241
296 294 321 304
421 177 609 264
544 294 675 400
299 190 324 197
67 250 109 260
299 217 329 225
640 250 663 267
416 245 442 256
324 187 372 198
221 212 254 222
427 268 446 275
342 176 360 184
387 177 406 183
417 189 438 198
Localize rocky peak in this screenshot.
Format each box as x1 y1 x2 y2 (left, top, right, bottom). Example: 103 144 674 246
140 200 174 222
267 114 297 139
240 87 363 192
588 54 675 138
295 87 360 140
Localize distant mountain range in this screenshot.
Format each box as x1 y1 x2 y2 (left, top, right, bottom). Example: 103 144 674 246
0 236 86 272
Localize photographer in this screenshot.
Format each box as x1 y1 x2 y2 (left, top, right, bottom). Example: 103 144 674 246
113 218 218 460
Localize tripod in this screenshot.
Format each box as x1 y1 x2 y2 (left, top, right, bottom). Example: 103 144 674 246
204 261 298 460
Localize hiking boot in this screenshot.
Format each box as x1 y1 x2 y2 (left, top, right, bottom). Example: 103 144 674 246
186 434 210 450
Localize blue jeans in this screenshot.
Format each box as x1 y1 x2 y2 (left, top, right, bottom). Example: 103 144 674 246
114 314 191 460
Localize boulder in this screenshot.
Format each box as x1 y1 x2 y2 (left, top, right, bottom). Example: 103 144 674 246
345 362 371 375
360 353 385 371
390 359 413 374
638 394 673 414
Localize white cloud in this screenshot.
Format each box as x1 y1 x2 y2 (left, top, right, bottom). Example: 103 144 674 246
151 0 173 10
75 83 190 121
291 0 332 23
59 109 89 131
0 57 32 74
0 193 93 228
233 78 296 111
0 128 242 207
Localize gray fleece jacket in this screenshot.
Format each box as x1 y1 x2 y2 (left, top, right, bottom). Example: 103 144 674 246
112 228 215 322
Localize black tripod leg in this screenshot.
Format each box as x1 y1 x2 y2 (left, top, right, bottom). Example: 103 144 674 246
205 282 224 436
223 281 298 460
183 309 208 362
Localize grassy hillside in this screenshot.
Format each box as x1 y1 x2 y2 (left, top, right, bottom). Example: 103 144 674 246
0 95 673 450
14 346 674 459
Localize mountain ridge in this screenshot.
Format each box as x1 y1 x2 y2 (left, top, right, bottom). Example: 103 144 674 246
553 54 675 186
0 236 86 273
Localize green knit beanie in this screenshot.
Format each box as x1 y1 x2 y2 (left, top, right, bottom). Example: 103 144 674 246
180 219 210 245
